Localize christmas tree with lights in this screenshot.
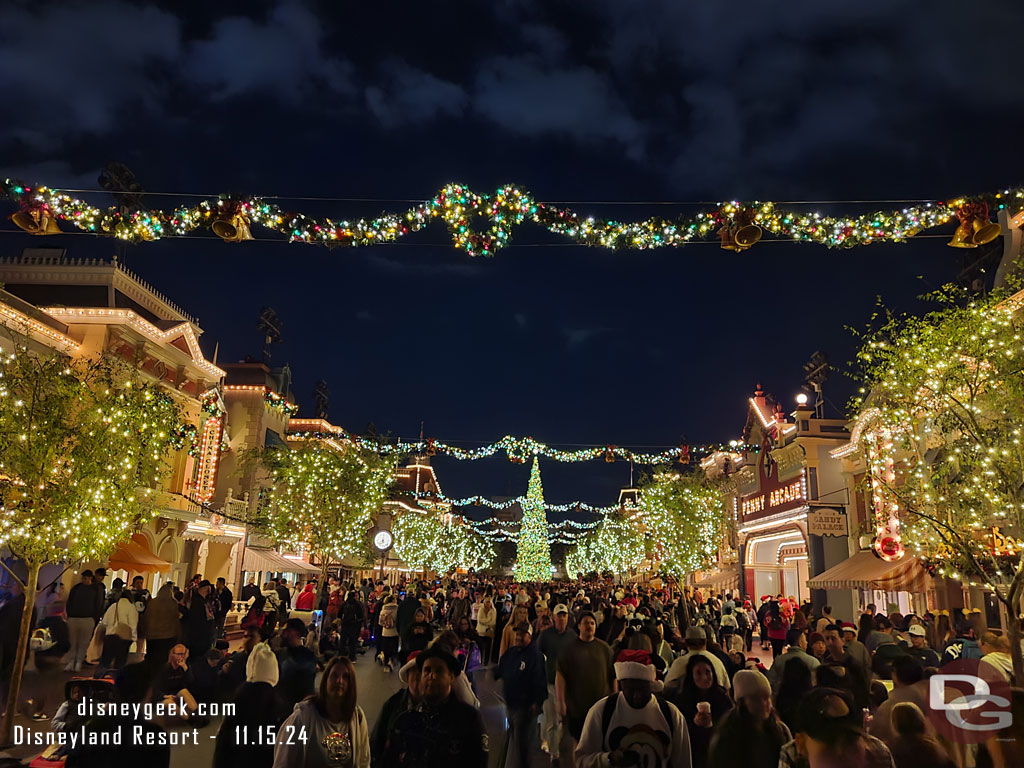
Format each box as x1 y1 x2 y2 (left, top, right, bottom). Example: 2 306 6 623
515 457 553 581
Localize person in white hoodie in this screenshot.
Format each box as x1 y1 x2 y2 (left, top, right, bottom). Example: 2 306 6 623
274 654 370 768
980 631 1014 683
99 589 138 669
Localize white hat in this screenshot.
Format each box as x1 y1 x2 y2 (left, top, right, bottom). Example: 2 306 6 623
398 650 423 684
613 650 663 692
553 604 569 615
246 642 279 686
907 624 927 637
732 669 771 700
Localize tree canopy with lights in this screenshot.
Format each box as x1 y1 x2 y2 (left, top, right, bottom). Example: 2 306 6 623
851 285 1024 681
564 470 726 580
0 343 184 745
246 439 400 593
392 509 495 575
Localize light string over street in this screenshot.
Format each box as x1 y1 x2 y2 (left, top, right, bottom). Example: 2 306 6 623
4 178 1021 257
289 430 750 465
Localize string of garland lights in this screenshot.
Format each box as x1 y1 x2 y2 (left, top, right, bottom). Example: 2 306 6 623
290 430 737 465
411 489 619 516
5 178 1020 256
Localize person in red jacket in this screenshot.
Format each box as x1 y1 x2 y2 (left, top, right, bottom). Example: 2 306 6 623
295 581 316 611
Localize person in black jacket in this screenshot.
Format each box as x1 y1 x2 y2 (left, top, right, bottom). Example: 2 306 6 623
371 655 421 767
65 570 102 672
495 623 547 768
381 647 488 768
276 618 317 720
213 577 233 639
185 580 214 663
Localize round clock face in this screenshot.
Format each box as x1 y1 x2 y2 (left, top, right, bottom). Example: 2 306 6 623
374 530 393 551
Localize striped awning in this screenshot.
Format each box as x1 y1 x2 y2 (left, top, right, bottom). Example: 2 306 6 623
242 547 319 575
807 550 930 592
695 565 740 593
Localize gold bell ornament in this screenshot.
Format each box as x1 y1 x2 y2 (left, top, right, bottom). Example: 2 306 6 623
718 225 743 251
948 202 1001 248
212 212 254 243
12 208 61 235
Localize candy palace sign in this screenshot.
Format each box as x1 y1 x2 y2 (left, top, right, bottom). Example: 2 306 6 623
741 479 804 517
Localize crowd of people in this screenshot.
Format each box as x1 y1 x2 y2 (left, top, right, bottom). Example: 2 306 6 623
4 572 1024 768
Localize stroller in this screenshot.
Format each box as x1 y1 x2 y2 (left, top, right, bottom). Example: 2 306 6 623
29 676 117 768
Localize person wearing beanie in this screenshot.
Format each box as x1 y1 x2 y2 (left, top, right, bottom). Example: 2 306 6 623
246 641 280 686
707 670 790 768
215 646 280 768
576 649 691 768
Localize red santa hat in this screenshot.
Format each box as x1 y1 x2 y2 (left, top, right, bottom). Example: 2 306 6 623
613 650 663 691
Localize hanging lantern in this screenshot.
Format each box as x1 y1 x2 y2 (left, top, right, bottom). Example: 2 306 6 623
12 208 61 236
948 202 1001 249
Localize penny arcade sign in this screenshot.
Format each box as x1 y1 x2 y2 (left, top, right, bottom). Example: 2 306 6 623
740 438 806 521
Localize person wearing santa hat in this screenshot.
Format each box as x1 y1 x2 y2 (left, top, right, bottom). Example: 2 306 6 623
576 649 691 768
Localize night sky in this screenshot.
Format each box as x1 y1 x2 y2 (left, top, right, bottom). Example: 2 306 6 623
2 1 1023 511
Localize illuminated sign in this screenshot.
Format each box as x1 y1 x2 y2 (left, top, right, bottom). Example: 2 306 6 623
742 479 804 517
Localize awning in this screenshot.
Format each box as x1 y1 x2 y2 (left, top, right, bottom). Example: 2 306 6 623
807 550 930 592
242 547 320 575
695 565 740 593
108 539 171 574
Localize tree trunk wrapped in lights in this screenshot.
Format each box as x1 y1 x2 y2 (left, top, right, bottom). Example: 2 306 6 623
851 286 1024 682
514 457 553 582
0 343 184 745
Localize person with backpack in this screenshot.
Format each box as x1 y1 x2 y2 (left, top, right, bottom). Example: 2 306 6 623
576 649 691 768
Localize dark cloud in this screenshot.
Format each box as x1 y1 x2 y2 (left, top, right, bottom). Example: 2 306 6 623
0 3 180 145
366 61 467 127
474 56 644 157
183 1 354 101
